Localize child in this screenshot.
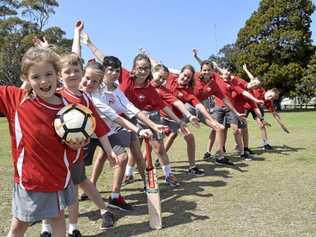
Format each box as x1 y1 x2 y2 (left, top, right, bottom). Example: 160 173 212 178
150 64 205 175
82 33 186 187
39 21 117 237
1 47 82 237
79 58 154 210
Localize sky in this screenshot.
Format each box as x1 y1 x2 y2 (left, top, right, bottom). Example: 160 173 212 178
46 0 316 70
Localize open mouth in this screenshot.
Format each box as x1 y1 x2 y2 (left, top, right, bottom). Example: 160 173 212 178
40 85 52 92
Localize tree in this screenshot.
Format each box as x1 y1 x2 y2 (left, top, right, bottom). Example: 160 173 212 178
296 55 316 103
0 0 71 86
233 0 315 95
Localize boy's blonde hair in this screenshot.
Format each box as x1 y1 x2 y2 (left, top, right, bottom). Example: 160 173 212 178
59 53 83 71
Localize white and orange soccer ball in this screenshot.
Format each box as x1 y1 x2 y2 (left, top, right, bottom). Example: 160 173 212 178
54 104 96 143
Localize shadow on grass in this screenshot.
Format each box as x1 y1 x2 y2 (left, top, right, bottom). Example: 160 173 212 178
250 144 305 156
83 189 210 237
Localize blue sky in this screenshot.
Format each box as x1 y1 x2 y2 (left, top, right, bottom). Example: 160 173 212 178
47 0 316 69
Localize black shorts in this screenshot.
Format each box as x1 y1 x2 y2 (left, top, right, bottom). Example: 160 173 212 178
83 129 131 166
245 106 264 120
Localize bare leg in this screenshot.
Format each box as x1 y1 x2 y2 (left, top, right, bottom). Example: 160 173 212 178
112 153 128 193
129 138 146 181
79 179 106 210
207 130 216 153
51 210 66 237
7 217 28 237
90 152 106 185
68 185 79 227
183 132 195 166
164 132 178 152
231 124 243 154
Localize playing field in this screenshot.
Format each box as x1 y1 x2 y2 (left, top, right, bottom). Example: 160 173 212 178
0 111 315 237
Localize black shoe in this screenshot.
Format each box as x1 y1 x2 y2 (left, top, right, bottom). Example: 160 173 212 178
240 153 251 161
68 229 82 237
244 147 254 155
79 193 89 201
263 144 273 150
188 166 205 176
223 146 226 153
203 152 212 161
154 159 161 168
108 195 133 211
100 211 115 230
40 232 51 237
215 157 234 166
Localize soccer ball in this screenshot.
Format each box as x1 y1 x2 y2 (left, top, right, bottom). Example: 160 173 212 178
54 104 96 143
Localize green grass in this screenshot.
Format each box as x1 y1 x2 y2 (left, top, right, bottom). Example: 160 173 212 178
0 111 316 236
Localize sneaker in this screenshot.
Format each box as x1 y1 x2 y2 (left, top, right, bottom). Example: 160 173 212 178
154 159 161 168
188 166 205 176
165 174 180 187
263 144 273 150
215 157 234 166
68 229 82 237
40 232 51 237
79 193 89 201
122 175 134 185
240 153 252 161
108 195 132 211
100 211 115 230
244 147 254 154
203 152 212 161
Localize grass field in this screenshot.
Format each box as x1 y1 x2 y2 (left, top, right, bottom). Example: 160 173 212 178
0 111 316 237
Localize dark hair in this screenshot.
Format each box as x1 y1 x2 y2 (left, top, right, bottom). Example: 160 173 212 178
131 54 152 81
103 56 122 69
199 60 214 80
180 64 195 88
152 64 169 74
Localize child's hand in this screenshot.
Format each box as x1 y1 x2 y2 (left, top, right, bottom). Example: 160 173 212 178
65 137 90 150
192 48 198 57
80 32 90 45
32 36 49 49
75 20 84 32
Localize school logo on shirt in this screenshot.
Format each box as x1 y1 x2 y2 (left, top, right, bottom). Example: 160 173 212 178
207 87 212 92
139 94 145 102
177 92 184 98
107 95 116 105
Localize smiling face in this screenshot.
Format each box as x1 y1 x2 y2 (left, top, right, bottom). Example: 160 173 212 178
200 63 213 80
81 67 102 93
178 68 193 86
24 61 58 103
60 64 83 91
134 59 151 82
264 89 279 100
152 69 168 87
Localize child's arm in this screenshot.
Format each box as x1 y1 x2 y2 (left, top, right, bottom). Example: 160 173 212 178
195 103 224 130
162 106 188 134
72 21 84 57
242 64 256 81
98 135 120 167
114 116 152 138
136 111 168 133
192 48 203 65
172 99 200 127
81 31 105 62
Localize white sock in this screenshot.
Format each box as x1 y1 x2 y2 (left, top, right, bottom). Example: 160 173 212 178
41 224 52 233
100 209 107 215
162 164 172 177
125 164 134 176
68 223 78 234
263 139 269 145
111 192 120 199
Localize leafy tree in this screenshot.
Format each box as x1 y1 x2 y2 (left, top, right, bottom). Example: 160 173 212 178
232 0 315 95
0 0 71 86
296 55 316 103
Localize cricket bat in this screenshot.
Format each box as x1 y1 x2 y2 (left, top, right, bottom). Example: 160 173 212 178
274 117 290 133
144 138 162 229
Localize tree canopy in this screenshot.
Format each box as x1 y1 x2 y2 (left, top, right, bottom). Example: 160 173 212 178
0 0 71 86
